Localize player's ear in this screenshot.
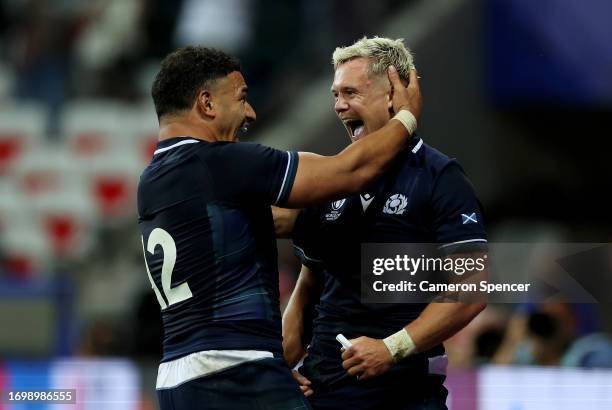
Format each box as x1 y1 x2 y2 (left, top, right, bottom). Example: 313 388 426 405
385 79 394 110
386 76 408 112
196 89 215 119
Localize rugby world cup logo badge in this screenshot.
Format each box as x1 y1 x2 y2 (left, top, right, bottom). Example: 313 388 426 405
325 199 346 221
383 194 408 215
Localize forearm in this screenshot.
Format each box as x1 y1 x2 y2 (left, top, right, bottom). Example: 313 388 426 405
271 206 300 238
282 305 307 367
343 302 485 377
404 302 486 353
386 251 487 358
282 266 322 367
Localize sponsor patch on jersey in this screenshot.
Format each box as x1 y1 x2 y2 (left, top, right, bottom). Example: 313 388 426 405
325 198 347 221
382 194 408 215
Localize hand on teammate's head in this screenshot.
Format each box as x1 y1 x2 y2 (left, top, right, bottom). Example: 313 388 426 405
388 66 422 122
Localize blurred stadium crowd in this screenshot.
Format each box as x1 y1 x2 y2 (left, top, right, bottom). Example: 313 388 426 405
1 0 612 407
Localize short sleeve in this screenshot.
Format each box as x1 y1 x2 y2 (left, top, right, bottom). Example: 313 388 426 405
203 142 299 206
432 163 488 254
292 207 325 270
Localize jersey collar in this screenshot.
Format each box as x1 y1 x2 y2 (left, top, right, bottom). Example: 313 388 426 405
154 137 201 155
409 135 423 154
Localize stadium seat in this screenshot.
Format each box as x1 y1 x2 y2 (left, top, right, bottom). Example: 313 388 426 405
0 180 27 236
76 152 142 221
12 147 82 195
1 221 52 277
0 134 23 174
62 99 126 158
0 102 47 174
7 147 97 261
29 188 97 259
121 104 159 165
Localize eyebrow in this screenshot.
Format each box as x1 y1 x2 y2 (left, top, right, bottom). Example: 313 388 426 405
331 86 358 93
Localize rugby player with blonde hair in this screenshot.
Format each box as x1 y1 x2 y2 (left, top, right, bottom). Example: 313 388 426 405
279 37 487 410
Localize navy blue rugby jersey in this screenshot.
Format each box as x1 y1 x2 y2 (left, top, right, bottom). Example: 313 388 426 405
292 137 487 385
138 137 298 362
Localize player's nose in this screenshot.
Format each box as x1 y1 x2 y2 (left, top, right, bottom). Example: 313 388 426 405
246 101 256 122
335 96 349 113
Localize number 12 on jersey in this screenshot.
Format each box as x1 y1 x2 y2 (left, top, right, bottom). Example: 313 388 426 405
141 228 193 309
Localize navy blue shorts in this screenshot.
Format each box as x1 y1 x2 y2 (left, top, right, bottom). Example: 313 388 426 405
157 357 312 410
306 375 447 410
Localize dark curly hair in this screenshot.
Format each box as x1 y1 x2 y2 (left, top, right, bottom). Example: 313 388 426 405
151 46 241 120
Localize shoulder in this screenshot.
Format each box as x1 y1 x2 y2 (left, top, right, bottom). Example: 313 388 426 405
193 140 236 157
409 140 471 186
198 141 290 162
394 137 456 175
418 142 456 174
211 141 279 154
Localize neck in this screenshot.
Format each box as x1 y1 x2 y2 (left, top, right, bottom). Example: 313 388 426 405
158 114 223 143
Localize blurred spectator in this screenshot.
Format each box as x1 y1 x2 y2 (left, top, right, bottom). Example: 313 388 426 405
7 0 78 136
492 303 576 366
562 333 612 368
174 0 253 54
79 318 129 356
74 0 145 100
491 303 612 368
526 310 573 365
473 327 504 364
445 306 507 368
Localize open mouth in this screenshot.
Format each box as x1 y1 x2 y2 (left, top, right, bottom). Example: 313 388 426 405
344 119 365 139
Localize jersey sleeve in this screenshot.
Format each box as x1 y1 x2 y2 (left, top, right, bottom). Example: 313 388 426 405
431 163 488 254
292 207 325 271
204 142 299 206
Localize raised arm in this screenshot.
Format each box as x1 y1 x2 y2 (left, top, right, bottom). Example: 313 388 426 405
285 68 422 208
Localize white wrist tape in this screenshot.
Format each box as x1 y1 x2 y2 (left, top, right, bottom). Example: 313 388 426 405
383 329 416 362
392 110 417 135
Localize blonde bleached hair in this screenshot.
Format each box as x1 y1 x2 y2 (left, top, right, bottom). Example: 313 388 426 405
332 36 414 82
